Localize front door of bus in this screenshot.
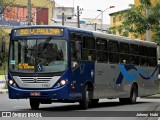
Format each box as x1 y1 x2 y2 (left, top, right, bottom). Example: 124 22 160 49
71 34 83 98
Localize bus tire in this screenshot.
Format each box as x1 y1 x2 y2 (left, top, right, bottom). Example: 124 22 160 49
119 85 137 104
79 85 91 110
30 98 40 110
129 84 137 104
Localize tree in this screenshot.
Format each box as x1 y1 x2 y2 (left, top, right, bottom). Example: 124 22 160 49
110 0 160 43
0 0 15 14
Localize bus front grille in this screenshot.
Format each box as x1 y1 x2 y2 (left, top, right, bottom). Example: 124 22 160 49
19 77 52 83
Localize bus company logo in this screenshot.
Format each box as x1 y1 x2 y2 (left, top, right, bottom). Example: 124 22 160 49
33 78 37 83
2 112 11 117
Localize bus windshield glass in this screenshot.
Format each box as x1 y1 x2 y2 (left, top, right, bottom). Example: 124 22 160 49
9 38 67 73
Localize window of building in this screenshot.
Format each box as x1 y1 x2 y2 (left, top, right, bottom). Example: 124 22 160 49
113 17 116 23
119 16 122 21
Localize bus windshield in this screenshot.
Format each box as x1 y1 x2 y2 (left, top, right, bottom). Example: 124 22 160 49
9 38 67 73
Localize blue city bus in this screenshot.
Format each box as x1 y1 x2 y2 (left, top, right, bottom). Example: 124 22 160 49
8 25 159 110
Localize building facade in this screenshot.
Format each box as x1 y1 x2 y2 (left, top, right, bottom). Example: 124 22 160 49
109 0 158 40
1 0 55 26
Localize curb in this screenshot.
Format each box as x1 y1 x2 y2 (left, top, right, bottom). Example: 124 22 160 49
141 94 160 99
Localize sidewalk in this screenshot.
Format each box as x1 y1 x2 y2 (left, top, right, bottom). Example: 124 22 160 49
0 89 8 94
141 94 160 99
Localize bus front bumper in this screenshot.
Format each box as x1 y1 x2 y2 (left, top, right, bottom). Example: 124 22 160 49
8 85 69 100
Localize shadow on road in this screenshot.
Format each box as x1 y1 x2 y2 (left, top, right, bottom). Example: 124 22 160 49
23 101 149 111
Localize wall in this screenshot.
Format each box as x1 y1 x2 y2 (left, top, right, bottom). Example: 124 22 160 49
3 0 54 25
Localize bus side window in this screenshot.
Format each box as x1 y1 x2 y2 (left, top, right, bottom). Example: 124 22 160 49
70 33 82 68
96 38 108 63
129 44 139 65
119 42 129 64
83 36 96 61
148 47 157 67
108 40 119 64
139 46 148 66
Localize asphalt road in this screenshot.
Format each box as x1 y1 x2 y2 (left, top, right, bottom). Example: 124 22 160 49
0 94 160 120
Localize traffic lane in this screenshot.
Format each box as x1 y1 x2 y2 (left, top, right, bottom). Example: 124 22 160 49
0 94 160 112
1 94 160 120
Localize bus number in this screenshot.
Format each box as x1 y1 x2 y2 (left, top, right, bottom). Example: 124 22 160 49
20 29 28 35
42 84 50 88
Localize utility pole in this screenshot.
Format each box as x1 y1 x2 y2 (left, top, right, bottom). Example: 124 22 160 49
95 23 97 31
146 9 151 41
101 12 103 32
27 0 32 26
77 6 80 28
62 13 64 26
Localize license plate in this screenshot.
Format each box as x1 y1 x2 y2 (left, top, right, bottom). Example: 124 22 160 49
30 92 40 96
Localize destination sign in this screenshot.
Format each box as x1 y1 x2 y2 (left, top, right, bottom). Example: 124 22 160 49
14 28 64 36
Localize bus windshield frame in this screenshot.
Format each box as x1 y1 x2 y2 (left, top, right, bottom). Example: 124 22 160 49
9 37 68 73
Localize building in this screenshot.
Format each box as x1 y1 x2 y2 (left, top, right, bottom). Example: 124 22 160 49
109 9 134 38
0 0 55 26
109 0 159 40
51 7 110 32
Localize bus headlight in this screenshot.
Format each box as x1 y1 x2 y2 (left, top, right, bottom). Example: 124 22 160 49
54 79 68 88
9 80 14 85
8 79 17 87
60 80 67 86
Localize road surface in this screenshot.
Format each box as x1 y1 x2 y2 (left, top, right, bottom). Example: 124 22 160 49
0 94 160 120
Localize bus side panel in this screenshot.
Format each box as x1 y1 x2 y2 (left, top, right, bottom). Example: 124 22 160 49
116 65 158 97
93 63 131 99
94 63 116 99
69 61 94 100
136 66 158 97
93 64 159 99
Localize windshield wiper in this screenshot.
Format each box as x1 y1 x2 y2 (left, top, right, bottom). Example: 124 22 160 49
42 36 52 50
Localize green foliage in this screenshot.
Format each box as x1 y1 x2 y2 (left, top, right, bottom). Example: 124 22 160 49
0 28 9 74
113 0 160 42
0 0 15 14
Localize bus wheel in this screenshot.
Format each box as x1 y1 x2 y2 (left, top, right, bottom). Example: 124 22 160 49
30 98 40 110
129 84 137 104
79 85 91 110
119 85 137 104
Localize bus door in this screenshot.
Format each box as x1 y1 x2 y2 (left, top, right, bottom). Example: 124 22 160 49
70 33 83 96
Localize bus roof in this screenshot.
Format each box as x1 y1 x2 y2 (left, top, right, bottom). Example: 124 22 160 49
12 25 157 47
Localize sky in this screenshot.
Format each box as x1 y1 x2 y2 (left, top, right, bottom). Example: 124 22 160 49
54 0 134 24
